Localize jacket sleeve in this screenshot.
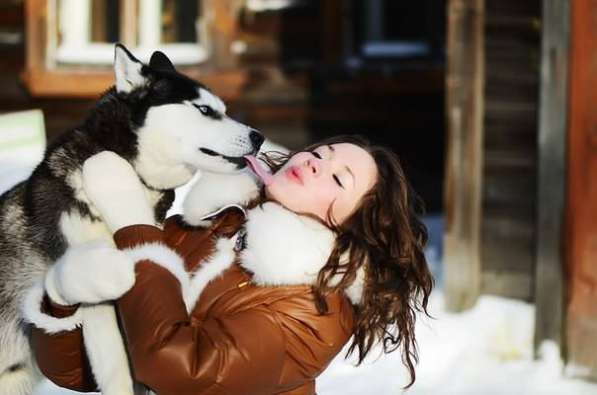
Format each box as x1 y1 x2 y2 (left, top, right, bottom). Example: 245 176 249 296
113 225 349 395
24 288 99 392
268 293 354 387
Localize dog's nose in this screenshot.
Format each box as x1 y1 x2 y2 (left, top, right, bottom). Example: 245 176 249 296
249 130 265 150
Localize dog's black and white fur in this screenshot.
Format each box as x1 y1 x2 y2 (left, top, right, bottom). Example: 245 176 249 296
0 44 263 395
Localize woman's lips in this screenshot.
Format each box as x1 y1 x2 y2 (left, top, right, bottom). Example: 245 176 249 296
286 166 303 184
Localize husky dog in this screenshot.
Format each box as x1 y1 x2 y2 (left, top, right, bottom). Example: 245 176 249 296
0 44 263 395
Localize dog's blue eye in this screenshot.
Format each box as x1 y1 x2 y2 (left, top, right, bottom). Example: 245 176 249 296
194 104 214 116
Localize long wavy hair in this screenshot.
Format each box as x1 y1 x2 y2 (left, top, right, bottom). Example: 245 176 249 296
260 135 433 388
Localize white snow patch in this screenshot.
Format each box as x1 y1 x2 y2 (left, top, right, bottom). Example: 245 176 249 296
318 293 597 395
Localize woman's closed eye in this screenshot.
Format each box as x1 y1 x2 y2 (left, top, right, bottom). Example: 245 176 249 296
333 174 344 188
311 151 322 159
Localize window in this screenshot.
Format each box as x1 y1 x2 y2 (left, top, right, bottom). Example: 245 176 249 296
348 0 445 65
23 0 248 98
52 0 207 65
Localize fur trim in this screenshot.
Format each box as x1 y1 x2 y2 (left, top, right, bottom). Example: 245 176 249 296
345 266 366 305
239 202 367 304
122 240 237 313
81 304 134 395
20 279 83 334
182 170 259 226
123 242 187 286
186 236 237 311
122 242 191 306
240 202 336 286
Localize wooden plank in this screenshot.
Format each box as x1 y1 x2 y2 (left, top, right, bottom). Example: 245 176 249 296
20 68 249 100
443 0 485 311
480 0 540 301
24 0 47 73
565 0 597 380
534 0 569 356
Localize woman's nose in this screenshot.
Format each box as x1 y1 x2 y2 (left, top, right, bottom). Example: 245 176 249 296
305 158 321 176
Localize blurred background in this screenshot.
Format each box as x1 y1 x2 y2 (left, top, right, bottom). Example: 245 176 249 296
0 0 596 394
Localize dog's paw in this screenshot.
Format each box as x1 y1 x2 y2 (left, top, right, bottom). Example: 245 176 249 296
50 240 136 305
183 171 260 225
82 151 154 232
83 151 141 196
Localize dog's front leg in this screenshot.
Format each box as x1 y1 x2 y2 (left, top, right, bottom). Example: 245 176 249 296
81 303 134 395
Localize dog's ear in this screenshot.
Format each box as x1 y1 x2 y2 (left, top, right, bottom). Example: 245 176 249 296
149 51 175 73
113 44 147 93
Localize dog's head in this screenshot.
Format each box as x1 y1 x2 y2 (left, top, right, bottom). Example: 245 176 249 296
113 44 264 189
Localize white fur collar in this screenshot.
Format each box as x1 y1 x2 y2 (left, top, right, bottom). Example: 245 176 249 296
240 202 364 304
240 202 334 284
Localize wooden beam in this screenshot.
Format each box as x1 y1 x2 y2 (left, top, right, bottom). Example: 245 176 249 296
534 0 569 356
443 0 485 311
24 0 47 73
565 0 597 380
20 68 249 100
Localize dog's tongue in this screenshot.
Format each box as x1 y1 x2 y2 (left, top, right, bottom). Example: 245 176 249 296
244 155 273 186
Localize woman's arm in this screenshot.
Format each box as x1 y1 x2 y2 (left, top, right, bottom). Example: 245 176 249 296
112 225 287 394
23 239 136 392
29 296 99 392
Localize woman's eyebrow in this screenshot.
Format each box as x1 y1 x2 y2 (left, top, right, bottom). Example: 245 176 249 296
346 166 355 185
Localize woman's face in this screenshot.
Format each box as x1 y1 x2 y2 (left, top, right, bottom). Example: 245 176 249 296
265 143 378 225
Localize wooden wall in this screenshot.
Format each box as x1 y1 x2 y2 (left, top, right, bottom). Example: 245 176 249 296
566 0 597 379
444 0 542 310
480 0 541 300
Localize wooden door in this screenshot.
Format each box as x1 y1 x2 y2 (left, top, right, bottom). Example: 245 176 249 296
566 0 597 379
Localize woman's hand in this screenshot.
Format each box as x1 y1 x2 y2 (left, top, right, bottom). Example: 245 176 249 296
82 151 155 233
45 239 136 306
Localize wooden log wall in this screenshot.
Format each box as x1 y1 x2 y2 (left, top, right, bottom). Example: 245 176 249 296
566 0 597 379
480 0 541 300
444 0 542 310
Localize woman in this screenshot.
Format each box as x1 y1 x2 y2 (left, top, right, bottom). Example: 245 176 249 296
24 135 433 394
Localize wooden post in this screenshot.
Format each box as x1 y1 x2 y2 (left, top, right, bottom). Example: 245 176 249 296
566 0 597 379
443 0 485 311
534 0 569 356
24 0 47 74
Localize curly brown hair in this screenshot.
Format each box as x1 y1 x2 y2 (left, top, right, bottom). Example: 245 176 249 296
260 135 434 388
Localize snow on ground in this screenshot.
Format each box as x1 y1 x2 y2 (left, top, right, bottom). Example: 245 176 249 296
319 293 597 395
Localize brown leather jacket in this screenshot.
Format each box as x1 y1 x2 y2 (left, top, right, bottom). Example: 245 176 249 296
31 206 356 395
